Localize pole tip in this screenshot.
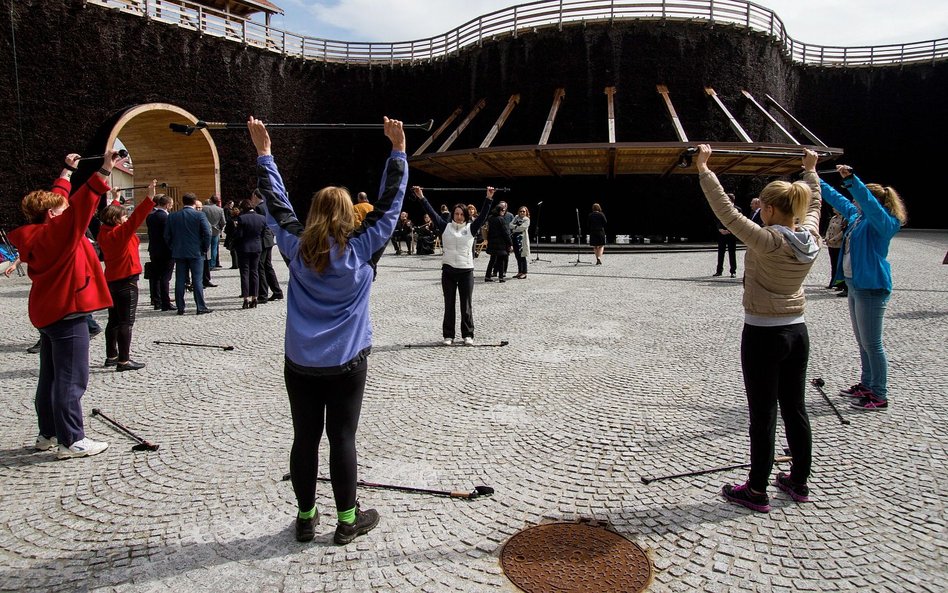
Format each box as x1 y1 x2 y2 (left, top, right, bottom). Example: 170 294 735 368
223 346 235 351
422 119 434 132
91 408 101 416
813 378 825 387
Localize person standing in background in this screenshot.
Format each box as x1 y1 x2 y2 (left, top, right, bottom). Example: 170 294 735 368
588 203 607 265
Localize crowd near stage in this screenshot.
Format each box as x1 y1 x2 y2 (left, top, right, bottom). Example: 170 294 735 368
0 232 944 592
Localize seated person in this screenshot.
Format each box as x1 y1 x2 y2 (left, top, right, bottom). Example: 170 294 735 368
391 211 413 254
415 214 435 255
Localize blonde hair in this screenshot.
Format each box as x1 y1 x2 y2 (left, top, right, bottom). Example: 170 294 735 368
21 190 67 224
758 180 811 225
865 183 907 226
592 203 602 212
298 186 355 273
99 204 126 226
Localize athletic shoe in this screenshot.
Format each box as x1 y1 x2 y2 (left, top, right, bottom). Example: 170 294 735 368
774 472 810 502
116 360 145 372
721 482 771 513
295 511 319 542
104 358 119 367
463 337 474 346
839 383 870 398
35 434 58 451
851 395 888 411
57 438 109 459
442 338 453 346
334 505 380 545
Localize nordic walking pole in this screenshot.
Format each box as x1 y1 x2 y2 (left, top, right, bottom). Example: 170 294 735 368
91 408 159 451
641 456 791 485
281 473 494 499
811 378 851 425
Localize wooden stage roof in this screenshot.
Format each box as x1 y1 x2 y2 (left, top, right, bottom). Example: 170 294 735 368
408 142 844 182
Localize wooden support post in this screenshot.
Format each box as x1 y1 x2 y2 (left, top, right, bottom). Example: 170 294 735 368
413 107 463 156
480 94 520 148
605 86 617 143
656 84 688 142
539 88 566 146
741 90 799 145
438 100 487 153
705 87 753 143
764 93 828 147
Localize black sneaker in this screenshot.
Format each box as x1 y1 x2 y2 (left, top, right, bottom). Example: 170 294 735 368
774 472 810 502
295 510 319 542
333 505 380 545
722 482 771 513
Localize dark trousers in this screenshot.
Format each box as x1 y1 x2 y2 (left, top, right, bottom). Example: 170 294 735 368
442 265 474 339
285 360 366 513
716 233 737 274
238 252 261 298
106 275 139 362
741 323 812 491
203 259 212 286
258 246 283 299
228 248 239 269
148 254 173 309
36 316 89 447
828 246 841 285
514 252 528 274
175 257 208 312
486 253 509 279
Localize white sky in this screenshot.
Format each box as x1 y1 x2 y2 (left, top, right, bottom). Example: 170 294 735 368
268 0 948 46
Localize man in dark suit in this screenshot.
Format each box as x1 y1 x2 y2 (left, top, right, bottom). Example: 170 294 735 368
749 197 763 226
252 192 283 303
146 195 175 310
164 193 212 315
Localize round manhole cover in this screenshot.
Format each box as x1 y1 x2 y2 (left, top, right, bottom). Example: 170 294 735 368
501 522 652 593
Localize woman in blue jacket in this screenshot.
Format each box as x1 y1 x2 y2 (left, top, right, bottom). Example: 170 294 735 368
820 166 906 411
248 116 407 544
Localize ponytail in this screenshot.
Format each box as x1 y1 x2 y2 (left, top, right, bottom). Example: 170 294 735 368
866 183 907 226
758 180 812 226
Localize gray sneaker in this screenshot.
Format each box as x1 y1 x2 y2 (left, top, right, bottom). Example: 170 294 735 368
35 434 58 451
57 438 109 459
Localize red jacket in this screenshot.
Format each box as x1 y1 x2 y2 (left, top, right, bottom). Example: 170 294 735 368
7 175 113 328
98 197 155 281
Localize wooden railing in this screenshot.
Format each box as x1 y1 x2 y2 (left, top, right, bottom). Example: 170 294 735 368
86 0 948 67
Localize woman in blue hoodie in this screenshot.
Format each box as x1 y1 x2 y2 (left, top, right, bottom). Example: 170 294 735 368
248 116 407 545
820 166 906 411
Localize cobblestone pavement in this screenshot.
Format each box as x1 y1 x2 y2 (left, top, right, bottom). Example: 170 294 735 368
0 230 945 593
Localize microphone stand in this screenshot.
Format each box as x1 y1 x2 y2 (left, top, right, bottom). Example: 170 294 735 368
532 202 551 263
574 208 590 266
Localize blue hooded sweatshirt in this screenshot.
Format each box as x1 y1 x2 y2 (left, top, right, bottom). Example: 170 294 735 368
255 151 407 373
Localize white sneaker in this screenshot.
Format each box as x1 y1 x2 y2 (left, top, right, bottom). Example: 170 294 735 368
57 438 109 459
463 337 474 346
35 434 58 451
442 338 453 346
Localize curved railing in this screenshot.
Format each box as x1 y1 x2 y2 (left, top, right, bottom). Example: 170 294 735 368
87 0 948 67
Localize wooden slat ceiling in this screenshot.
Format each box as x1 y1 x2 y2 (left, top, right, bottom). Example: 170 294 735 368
409 142 843 182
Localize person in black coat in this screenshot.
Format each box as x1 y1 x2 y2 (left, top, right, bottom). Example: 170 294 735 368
146 195 174 310
713 193 741 278
485 205 513 282
252 191 284 303
233 199 266 308
588 203 607 265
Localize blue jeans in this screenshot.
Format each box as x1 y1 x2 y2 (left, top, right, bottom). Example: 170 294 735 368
847 282 891 400
210 235 221 268
174 257 208 312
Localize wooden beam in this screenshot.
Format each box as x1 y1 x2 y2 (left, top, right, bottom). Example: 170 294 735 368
656 84 688 142
438 99 486 153
413 106 463 156
604 86 617 143
705 87 753 143
472 152 512 178
480 94 520 148
534 149 561 176
538 88 566 146
764 93 828 147
741 90 800 145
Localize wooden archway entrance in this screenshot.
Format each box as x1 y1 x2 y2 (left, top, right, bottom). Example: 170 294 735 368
108 103 220 207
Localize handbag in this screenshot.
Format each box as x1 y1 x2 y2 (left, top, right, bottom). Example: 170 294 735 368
143 261 153 280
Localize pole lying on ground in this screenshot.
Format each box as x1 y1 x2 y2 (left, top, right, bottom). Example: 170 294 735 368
170 119 435 136
421 187 511 192
91 408 159 451
281 473 494 500
811 378 851 425
154 340 235 351
404 340 509 348
640 455 791 485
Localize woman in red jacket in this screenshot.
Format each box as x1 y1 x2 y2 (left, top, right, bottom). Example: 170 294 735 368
97 179 157 371
7 150 124 459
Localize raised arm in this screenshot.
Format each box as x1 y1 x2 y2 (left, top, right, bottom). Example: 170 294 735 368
469 187 496 235
839 171 901 237
110 179 157 245
819 166 859 223
248 116 304 258
798 151 822 237
413 186 447 233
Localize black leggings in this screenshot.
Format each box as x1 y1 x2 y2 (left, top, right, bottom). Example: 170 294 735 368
741 323 812 491
285 359 366 513
106 275 139 361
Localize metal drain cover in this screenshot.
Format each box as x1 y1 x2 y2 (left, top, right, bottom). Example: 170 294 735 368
501 522 652 593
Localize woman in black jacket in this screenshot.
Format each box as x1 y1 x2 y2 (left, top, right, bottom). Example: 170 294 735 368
233 199 266 309
588 203 607 265
484 205 513 282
